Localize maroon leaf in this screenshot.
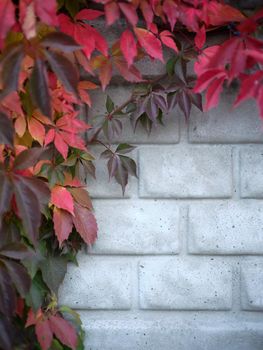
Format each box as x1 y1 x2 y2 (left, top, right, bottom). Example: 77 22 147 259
0 171 12 222
53 208 73 246
178 90 191 120
41 32 81 52
115 156 128 195
3 260 31 297
13 147 50 170
73 202 98 245
0 44 24 98
116 143 136 154
0 112 14 146
29 58 51 119
0 265 16 316
13 175 41 246
45 50 79 97
120 156 137 177
0 243 31 260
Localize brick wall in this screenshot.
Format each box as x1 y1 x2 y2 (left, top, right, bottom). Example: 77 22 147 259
59 49 263 349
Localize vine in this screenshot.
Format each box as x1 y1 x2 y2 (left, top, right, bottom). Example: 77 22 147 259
0 1 262 349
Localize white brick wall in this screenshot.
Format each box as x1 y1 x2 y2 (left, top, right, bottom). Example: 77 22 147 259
59 84 263 349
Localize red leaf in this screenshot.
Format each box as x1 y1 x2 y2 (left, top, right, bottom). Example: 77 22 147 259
160 31 178 53
105 2 120 25
114 57 143 83
194 69 226 93
53 208 73 246
120 30 137 67
25 308 36 327
0 0 15 48
51 186 74 215
99 60 112 90
75 9 104 21
195 26 206 50
234 71 263 107
204 2 245 26
35 318 53 350
119 3 138 26
54 132 68 159
134 27 163 61
163 0 178 31
140 0 154 26
73 202 98 245
34 0 58 26
49 315 77 350
204 76 225 110
28 117 45 145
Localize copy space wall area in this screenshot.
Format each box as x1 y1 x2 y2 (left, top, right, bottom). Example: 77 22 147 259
59 84 263 349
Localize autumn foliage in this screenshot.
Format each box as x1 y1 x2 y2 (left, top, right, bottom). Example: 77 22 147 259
0 0 262 349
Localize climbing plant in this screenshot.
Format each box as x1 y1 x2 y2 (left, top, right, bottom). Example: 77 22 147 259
0 0 262 349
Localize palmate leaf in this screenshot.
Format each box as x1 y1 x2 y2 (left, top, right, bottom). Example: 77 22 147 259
0 264 16 317
0 171 12 225
0 316 13 350
41 32 81 52
3 259 31 297
49 315 78 350
39 255 67 294
72 202 97 245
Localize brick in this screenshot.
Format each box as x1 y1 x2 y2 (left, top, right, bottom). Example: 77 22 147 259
79 318 263 350
189 91 263 143
189 202 263 254
139 146 232 198
89 200 180 254
139 258 232 310
240 148 263 198
58 255 131 309
87 146 137 198
88 86 180 144
241 263 263 311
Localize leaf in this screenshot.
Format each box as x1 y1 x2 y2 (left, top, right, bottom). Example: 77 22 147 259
35 318 53 350
39 256 67 294
0 316 13 350
51 186 74 215
106 95 114 113
49 315 78 350
41 32 81 52
28 117 46 145
0 44 24 98
13 175 41 246
45 50 79 97
75 9 104 21
177 90 191 120
99 60 112 91
26 273 47 311
34 0 58 26
204 76 225 110
13 147 49 170
195 26 206 50
0 171 12 221
0 243 31 260
115 156 128 195
73 202 97 245
3 259 31 297
20 176 50 213
120 29 137 67
134 27 163 61
29 58 51 118
120 155 137 177
105 2 120 25
0 0 15 48
114 57 143 83
0 112 14 146
119 3 138 26
69 188 93 209
160 31 178 53
0 265 16 316
116 143 136 154
53 208 73 246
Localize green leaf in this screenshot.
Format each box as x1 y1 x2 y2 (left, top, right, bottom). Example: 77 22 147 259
106 95 114 113
29 58 51 118
41 32 81 52
44 49 79 97
39 256 67 295
116 143 136 154
166 57 177 76
120 155 137 177
26 272 47 311
0 112 14 146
